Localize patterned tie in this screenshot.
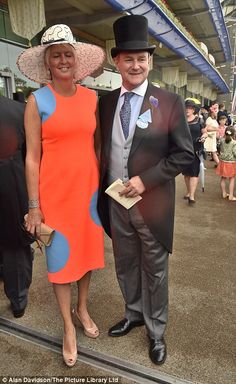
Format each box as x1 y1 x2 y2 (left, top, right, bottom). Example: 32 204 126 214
120 92 134 140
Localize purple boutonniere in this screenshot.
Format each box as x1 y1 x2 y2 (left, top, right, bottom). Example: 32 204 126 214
149 96 159 112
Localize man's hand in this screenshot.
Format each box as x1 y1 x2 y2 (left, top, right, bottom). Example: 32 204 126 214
119 176 146 197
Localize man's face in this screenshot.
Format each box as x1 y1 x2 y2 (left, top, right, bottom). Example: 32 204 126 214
113 51 150 90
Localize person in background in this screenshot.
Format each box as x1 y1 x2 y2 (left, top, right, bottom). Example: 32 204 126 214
204 101 219 166
216 115 227 153
17 24 105 367
216 126 236 201
182 99 208 204
13 91 25 103
0 95 33 318
200 105 209 122
98 15 194 365
217 103 232 126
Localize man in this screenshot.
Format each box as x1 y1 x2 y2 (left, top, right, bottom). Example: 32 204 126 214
98 15 194 365
0 95 33 318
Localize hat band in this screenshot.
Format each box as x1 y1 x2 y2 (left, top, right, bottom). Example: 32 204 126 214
42 38 68 45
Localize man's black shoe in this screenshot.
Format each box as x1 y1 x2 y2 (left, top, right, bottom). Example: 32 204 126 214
12 308 25 318
149 338 167 365
108 318 144 337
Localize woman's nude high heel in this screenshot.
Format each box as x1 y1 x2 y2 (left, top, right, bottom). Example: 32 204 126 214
62 327 77 367
72 308 99 339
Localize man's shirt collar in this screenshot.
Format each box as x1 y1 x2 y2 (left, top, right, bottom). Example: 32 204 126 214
120 79 148 98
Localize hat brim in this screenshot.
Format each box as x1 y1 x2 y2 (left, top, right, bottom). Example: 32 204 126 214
17 42 106 84
111 45 156 58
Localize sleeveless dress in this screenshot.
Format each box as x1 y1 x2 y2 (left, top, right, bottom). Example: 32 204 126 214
182 117 204 177
33 84 104 283
204 116 218 152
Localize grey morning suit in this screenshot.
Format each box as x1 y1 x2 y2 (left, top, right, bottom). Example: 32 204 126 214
98 82 194 339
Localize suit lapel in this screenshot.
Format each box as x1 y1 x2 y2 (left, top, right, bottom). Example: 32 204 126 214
129 83 157 157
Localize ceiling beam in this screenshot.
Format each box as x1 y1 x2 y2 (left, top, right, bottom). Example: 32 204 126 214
153 55 183 64
65 0 93 15
196 34 219 40
223 5 236 16
221 0 235 7
47 9 117 26
174 9 209 17
213 50 230 55
46 7 80 20
70 26 105 47
225 17 236 21
225 10 236 17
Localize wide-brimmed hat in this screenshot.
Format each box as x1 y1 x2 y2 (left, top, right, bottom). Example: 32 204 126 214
111 15 156 58
17 24 106 84
185 98 201 114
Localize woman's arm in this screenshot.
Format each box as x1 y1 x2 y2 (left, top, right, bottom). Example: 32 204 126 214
206 124 218 132
205 117 218 132
200 126 208 141
205 116 219 132
24 94 44 236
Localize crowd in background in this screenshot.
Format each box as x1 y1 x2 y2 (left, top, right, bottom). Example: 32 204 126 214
183 99 236 204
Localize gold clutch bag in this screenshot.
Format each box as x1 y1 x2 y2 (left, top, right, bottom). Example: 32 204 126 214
38 222 55 246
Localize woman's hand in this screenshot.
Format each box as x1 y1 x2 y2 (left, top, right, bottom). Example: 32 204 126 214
24 208 44 237
199 133 208 143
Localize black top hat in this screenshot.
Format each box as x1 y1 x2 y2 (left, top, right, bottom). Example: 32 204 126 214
111 15 156 58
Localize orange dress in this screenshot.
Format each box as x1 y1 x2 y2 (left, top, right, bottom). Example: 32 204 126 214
33 84 104 283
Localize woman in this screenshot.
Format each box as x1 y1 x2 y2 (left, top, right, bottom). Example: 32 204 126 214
204 101 220 166
17 24 105 367
183 99 208 204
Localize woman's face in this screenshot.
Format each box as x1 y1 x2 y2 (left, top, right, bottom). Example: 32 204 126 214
186 106 195 118
46 44 76 81
209 103 219 117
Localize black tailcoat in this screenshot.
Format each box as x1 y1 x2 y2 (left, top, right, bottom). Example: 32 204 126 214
98 83 194 252
0 96 29 248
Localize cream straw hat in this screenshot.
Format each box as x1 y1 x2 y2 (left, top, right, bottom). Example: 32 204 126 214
17 24 106 84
